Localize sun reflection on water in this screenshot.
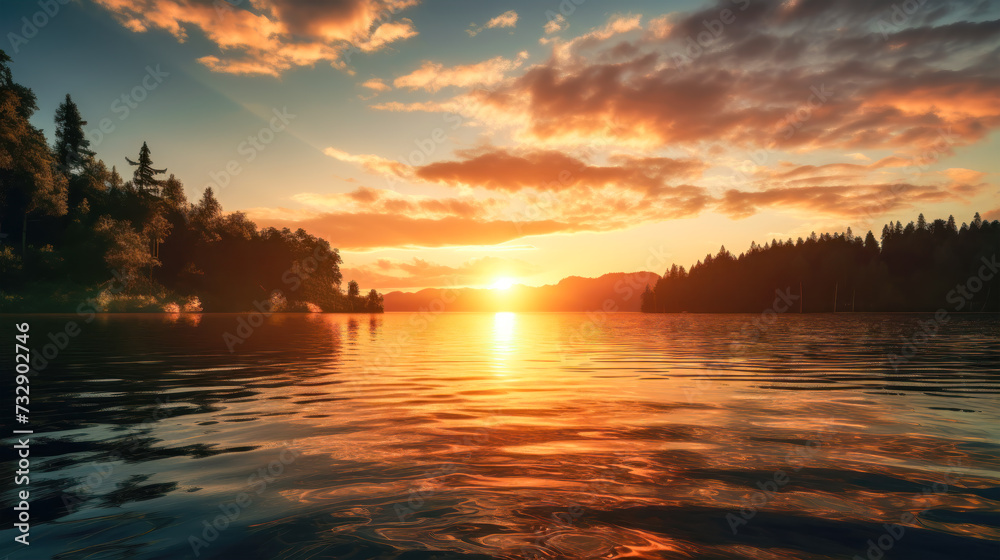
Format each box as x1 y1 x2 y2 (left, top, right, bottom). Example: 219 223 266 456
492 312 517 372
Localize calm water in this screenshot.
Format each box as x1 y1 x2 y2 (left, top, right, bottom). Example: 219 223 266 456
2 313 999 560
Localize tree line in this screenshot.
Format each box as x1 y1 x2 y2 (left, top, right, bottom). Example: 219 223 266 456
0 49 383 313
641 213 1000 313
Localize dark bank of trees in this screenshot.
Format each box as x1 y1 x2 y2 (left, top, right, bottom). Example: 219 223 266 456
641 213 1000 313
0 49 382 313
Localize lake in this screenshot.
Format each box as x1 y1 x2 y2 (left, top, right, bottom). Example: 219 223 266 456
2 313 999 559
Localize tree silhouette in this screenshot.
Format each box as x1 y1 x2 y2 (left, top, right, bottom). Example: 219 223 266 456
54 94 94 172
645 214 999 313
126 142 167 194
0 51 67 255
0 47 384 313
364 289 384 312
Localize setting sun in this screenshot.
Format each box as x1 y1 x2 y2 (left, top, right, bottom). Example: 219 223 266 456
491 277 516 290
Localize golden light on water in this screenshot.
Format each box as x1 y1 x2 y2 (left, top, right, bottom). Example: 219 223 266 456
492 312 517 371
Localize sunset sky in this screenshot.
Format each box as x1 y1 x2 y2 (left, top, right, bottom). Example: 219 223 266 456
7 0 1000 291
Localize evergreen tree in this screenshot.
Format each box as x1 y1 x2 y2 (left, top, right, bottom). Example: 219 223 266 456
54 94 94 172
161 174 187 211
864 230 879 253
126 141 167 194
645 214 999 313
0 50 67 254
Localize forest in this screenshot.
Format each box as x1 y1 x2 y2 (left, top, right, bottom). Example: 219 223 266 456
0 50 383 313
641 213 1000 313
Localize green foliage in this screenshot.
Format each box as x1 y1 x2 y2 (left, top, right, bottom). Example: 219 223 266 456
0 49 383 313
0 49 68 254
646 214 1000 313
95 216 155 290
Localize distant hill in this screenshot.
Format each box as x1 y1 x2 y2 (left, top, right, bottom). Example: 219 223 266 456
383 272 660 312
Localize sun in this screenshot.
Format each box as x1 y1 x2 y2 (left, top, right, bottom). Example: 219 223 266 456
491 277 515 290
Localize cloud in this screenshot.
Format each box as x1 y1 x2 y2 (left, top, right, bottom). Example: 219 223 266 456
248 210 581 250
393 52 530 92
343 256 540 289
412 148 708 195
288 186 502 220
356 19 418 51
360 78 391 92
324 147 410 177
544 14 567 34
985 208 1000 222
324 145 709 200
397 3 1000 153
717 179 986 220
248 148 713 250
93 0 420 76
467 9 519 36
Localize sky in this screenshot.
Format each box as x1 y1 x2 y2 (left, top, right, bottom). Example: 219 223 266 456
5 0 1000 292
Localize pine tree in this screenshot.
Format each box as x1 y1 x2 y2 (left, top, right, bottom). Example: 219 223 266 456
126 142 167 194
54 94 94 172
864 230 878 252
0 51 67 254
161 174 187 211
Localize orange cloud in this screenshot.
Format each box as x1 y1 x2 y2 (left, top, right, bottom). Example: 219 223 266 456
543 14 567 35
467 10 519 37
360 78 391 92
412 148 707 195
93 0 420 76
250 211 581 250
393 52 530 92
718 181 986 220
385 5 1000 153
343 256 539 290
324 147 410 177
288 187 502 220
